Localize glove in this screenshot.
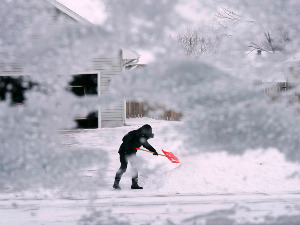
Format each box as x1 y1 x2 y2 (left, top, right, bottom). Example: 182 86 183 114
153 151 158 156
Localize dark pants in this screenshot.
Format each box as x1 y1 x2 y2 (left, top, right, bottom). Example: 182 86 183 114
115 153 138 181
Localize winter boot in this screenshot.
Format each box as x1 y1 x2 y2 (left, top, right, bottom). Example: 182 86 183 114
113 178 121 190
131 178 143 189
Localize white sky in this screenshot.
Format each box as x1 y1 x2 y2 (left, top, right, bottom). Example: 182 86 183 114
55 0 210 64
175 0 213 24
56 0 156 64
136 50 155 64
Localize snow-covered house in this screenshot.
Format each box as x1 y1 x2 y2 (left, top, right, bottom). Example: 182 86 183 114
248 50 300 102
47 0 143 128
0 0 143 128
0 0 182 128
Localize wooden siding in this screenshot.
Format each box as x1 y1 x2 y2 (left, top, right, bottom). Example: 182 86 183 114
87 56 124 126
0 63 23 76
101 103 123 121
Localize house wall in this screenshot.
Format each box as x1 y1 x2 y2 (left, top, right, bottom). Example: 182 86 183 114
48 1 125 128
1 2 125 129
86 54 124 128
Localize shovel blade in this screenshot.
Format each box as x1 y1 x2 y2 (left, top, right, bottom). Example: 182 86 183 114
162 149 180 163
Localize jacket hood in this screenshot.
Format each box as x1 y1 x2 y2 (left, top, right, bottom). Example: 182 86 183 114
138 124 154 139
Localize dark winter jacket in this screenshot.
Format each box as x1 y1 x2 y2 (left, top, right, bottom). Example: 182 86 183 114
118 124 157 155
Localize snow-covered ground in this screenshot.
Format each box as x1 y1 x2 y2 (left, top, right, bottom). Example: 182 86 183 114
1 118 300 225
1 191 300 224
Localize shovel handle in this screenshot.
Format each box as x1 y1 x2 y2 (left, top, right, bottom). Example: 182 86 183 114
137 148 166 157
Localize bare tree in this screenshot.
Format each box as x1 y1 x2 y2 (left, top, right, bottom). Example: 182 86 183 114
173 26 221 56
213 7 241 29
213 8 290 54
248 27 290 54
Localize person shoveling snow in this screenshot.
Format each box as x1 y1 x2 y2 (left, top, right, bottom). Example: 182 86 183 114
113 124 158 190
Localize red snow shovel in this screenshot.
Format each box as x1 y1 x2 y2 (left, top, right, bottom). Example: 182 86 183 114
137 148 180 163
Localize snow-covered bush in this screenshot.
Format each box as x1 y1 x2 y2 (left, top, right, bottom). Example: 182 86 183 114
0 0 114 191
2 0 300 194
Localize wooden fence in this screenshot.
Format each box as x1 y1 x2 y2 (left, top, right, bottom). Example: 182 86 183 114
126 101 182 121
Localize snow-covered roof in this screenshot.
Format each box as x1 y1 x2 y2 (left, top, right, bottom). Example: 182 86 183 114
47 1 149 66
122 49 140 60
286 52 300 63
46 0 92 24
54 0 107 25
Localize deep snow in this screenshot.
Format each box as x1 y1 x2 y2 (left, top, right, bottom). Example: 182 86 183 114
1 118 300 224
67 117 300 195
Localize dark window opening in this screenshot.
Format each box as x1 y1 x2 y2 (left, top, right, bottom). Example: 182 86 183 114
68 74 98 129
68 74 97 97
0 76 37 105
75 111 98 129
